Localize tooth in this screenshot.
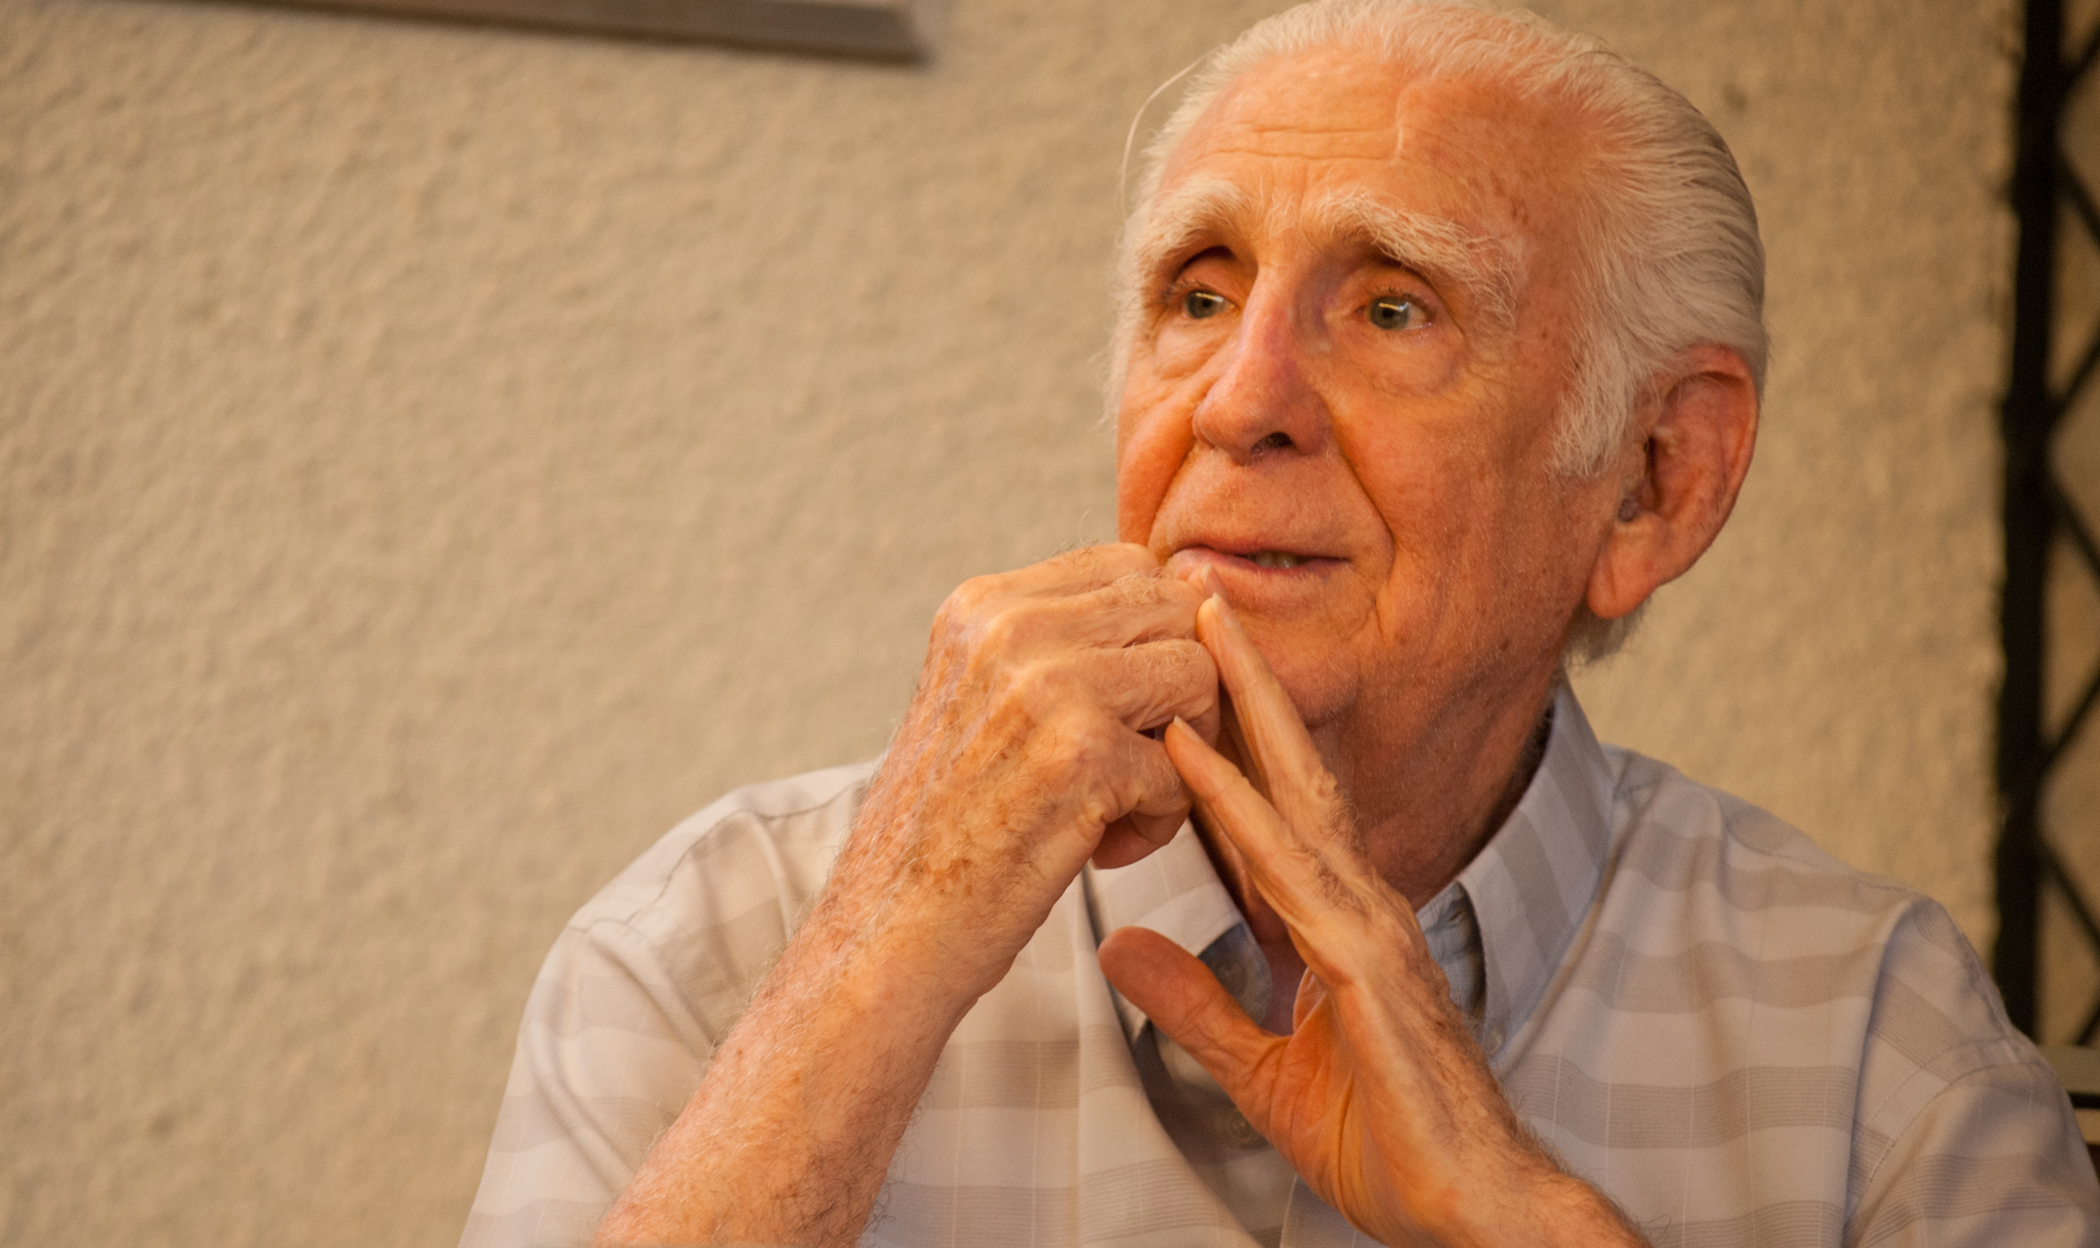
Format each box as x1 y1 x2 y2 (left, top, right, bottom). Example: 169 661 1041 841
1251 551 1304 569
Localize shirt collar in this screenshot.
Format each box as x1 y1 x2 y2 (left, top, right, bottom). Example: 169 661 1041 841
1084 685 1619 1053
1086 822 1246 1042
1452 684 1617 1058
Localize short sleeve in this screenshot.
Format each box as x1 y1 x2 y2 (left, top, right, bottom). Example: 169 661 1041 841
457 920 710 1248
456 762 873 1248
1846 1057 2099 1246
1844 901 2100 1246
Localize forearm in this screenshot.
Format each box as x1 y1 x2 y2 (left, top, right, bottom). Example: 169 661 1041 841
593 548 1208 1247
1452 1160 1650 1248
591 903 972 1248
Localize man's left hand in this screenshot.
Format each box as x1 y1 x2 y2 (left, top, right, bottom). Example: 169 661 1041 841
1098 591 1647 1248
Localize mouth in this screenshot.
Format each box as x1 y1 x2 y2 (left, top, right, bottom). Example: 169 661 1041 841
1166 544 1341 579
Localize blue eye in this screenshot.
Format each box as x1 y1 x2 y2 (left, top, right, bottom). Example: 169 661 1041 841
1183 290 1228 319
1368 296 1425 331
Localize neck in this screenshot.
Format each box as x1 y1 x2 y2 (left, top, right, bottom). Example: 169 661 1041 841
1327 668 1560 908
1200 662 1560 930
1202 676 1560 1034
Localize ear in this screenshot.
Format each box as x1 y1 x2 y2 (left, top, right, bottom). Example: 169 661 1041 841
1585 344 1760 622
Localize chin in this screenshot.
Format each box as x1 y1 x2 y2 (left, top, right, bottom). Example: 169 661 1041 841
1251 645 1357 734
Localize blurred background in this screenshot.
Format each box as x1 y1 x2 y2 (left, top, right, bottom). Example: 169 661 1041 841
4 0 2098 1243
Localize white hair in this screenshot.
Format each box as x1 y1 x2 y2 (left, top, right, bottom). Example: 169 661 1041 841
1108 0 1768 482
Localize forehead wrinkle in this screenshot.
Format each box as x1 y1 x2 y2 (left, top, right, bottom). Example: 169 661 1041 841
1241 121 1391 141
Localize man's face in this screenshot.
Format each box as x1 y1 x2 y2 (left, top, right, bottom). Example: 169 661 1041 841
1115 46 1618 756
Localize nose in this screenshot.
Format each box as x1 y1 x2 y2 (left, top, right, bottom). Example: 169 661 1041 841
1189 283 1332 464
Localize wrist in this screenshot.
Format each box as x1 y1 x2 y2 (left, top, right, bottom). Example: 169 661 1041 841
781 882 999 1037
1395 1141 1643 1248
1492 1165 1646 1248
808 816 1058 1011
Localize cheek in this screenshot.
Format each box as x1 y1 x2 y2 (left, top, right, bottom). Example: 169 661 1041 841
1351 442 1532 647
1335 424 1462 559
1441 485 1602 652
1114 391 1194 545
1116 327 1236 543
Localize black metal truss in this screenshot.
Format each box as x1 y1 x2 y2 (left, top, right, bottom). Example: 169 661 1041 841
1995 0 2100 1041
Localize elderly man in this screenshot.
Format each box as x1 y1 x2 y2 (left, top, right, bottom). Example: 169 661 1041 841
462 2 2100 1245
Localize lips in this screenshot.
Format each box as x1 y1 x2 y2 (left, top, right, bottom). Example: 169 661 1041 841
1165 544 1341 578
1150 503 1358 588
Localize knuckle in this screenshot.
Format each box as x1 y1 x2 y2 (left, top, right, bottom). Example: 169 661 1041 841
1099 542 1161 573
949 573 999 614
1064 716 1122 767
935 576 998 638
997 658 1063 711
998 658 1112 738
1093 571 1153 613
964 597 1057 673
1073 719 1149 787
977 603 1030 657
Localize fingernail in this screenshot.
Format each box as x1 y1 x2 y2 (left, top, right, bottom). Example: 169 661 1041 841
1202 567 1227 599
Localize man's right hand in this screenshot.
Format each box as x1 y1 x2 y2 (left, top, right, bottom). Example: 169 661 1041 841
593 544 1219 1248
832 542 1221 1000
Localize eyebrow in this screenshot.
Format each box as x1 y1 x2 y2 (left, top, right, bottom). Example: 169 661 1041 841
1129 176 1256 290
1129 177 1525 331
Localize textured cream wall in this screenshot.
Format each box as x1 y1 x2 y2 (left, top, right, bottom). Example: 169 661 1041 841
1565 1 2016 947
0 0 2043 1244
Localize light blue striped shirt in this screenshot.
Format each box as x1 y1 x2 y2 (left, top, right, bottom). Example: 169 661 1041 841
464 688 2100 1246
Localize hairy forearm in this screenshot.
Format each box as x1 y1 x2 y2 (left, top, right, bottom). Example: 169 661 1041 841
1463 1166 1651 1248
591 900 973 1248
594 548 1208 1247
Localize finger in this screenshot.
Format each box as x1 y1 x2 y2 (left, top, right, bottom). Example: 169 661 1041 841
950 573 1203 683
1097 926 1282 1115
1164 717 1370 938
1092 809 1185 869
1005 543 1164 598
1088 639 1221 737
1055 573 1208 648
936 549 1167 649
1195 592 1347 849
1086 723 1193 869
